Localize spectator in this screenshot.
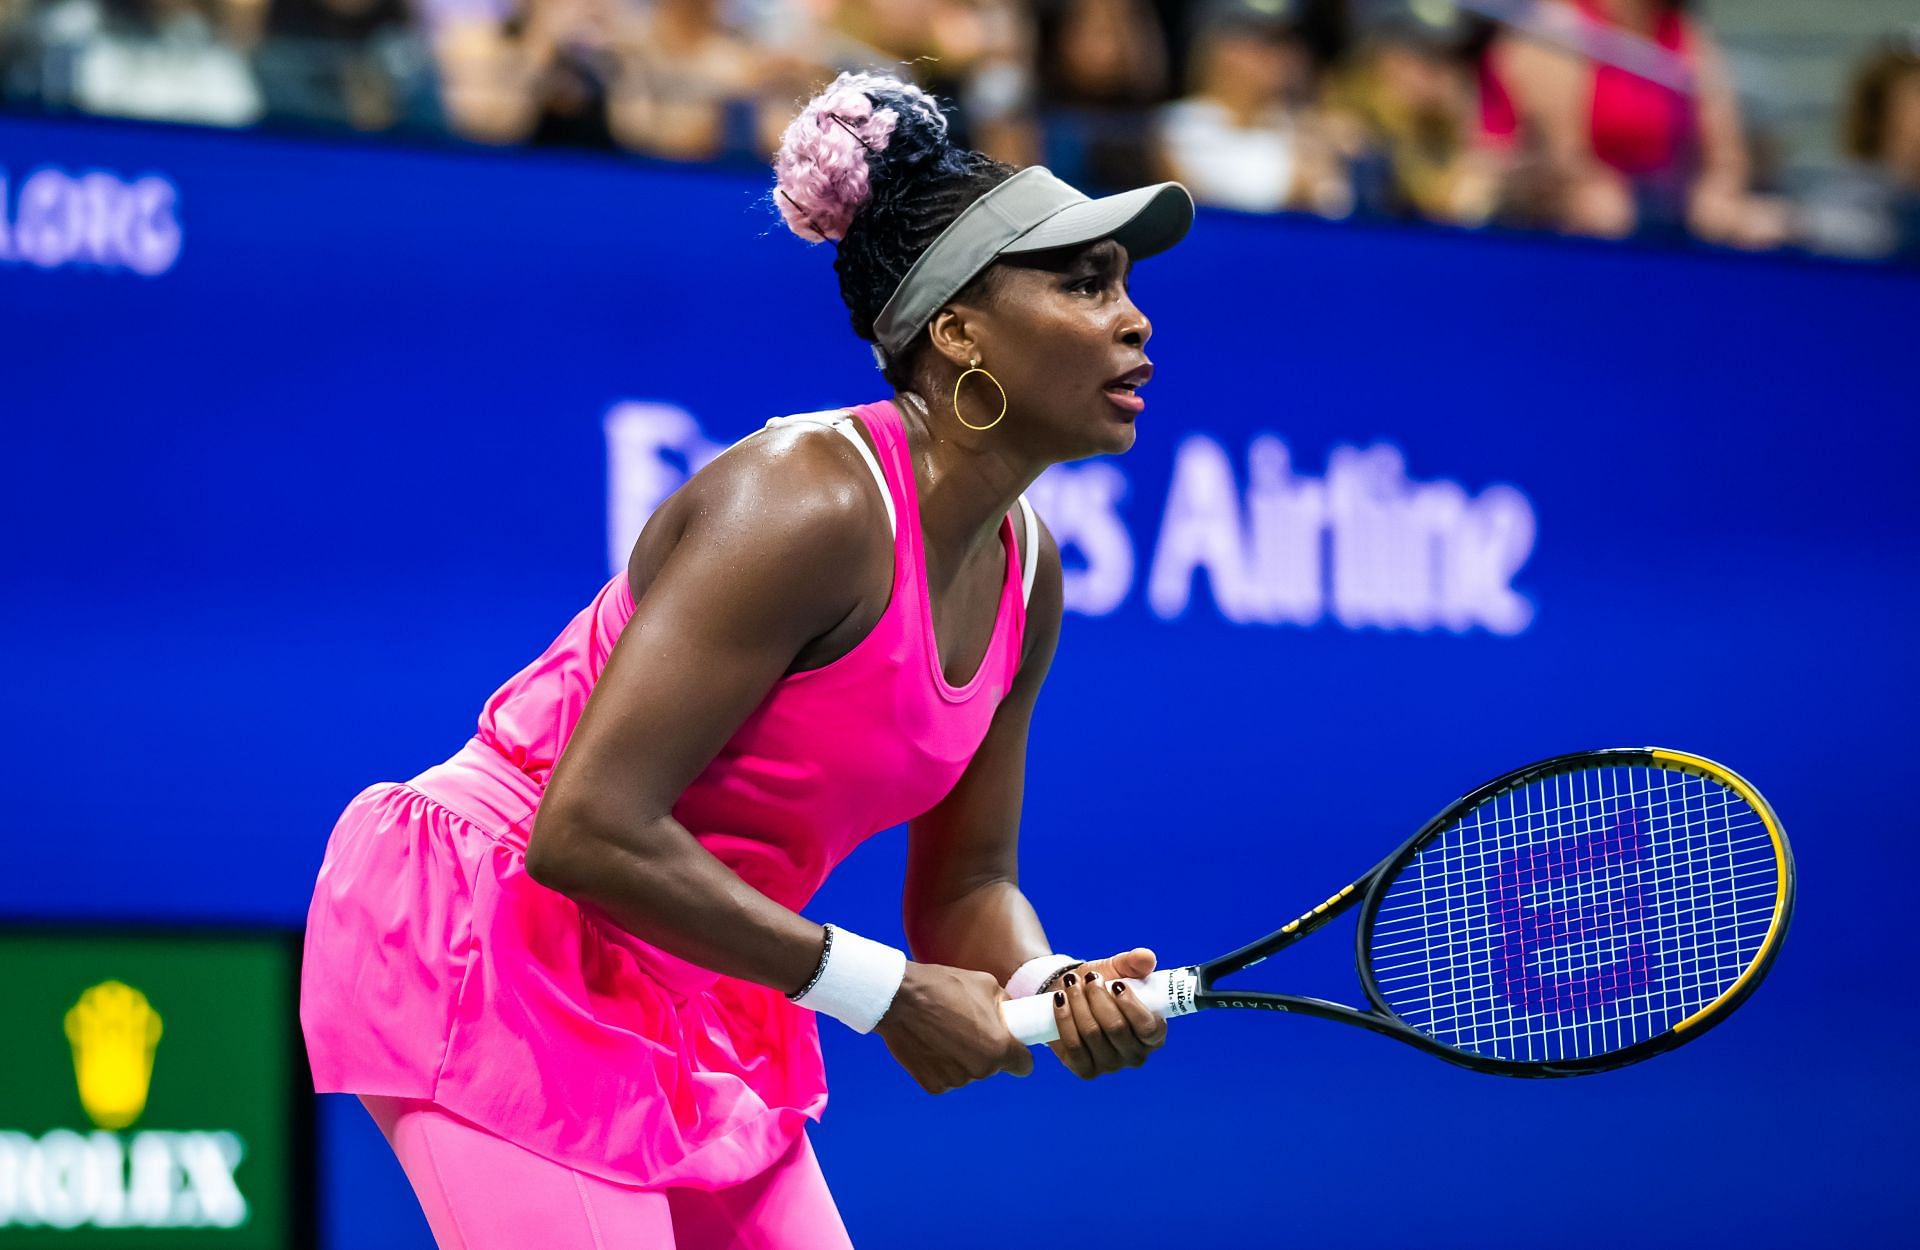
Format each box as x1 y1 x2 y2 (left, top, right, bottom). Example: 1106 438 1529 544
419 0 552 145
809 1 1039 166
1 0 36 101
1806 27 1920 262
720 0 832 157
35 0 263 126
1049 0 1166 102
1325 0 1502 226
608 0 760 161
1487 0 1787 249
517 0 633 149
253 0 437 131
923 0 1041 166
433 0 639 151
1037 0 1170 189
1153 0 1350 216
432 10 539 144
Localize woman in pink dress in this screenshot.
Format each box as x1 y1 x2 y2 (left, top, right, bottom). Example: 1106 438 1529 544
300 69 1194 1248
1484 0 1788 246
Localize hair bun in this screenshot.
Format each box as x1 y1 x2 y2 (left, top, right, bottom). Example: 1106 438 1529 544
773 71 950 244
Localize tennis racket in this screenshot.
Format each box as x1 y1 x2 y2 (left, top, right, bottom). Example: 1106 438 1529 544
1000 748 1794 1077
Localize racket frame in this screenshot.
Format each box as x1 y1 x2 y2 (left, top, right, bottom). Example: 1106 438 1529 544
1184 747 1796 1077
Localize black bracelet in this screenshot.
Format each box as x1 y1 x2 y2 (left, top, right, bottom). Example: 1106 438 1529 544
1034 960 1084 996
787 924 834 1002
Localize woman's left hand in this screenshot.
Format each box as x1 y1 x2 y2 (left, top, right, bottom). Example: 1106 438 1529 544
1044 947 1168 1080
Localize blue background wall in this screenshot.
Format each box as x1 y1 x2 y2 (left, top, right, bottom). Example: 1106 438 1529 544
4 115 1916 1247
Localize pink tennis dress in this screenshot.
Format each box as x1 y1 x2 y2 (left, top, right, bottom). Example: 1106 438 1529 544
300 397 1036 1191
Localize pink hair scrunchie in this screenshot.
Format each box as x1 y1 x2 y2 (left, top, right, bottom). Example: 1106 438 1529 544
773 72 946 243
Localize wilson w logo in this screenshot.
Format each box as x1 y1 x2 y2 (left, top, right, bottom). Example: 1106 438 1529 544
1489 809 1651 1015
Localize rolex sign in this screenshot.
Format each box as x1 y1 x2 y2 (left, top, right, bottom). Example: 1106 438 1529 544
0 930 311 1247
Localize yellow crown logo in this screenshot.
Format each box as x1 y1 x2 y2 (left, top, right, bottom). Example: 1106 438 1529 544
64 980 164 1130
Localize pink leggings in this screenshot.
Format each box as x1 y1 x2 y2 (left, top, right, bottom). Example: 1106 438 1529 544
361 1096 855 1249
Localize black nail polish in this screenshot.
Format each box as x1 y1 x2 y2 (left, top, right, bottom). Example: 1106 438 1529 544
1061 973 1077 988
1084 972 1100 983
1053 991 1066 1008
1112 981 1127 995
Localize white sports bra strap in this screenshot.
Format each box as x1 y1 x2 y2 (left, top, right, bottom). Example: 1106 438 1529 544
825 419 897 541
741 415 1030 598
758 412 897 539
1016 495 1039 610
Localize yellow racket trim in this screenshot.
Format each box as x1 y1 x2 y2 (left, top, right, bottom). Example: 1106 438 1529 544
1647 748 1792 1034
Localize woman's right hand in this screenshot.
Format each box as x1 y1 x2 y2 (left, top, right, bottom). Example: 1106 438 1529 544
874 961 1034 1093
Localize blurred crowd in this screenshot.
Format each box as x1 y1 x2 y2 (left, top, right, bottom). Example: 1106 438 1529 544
2 0 1918 263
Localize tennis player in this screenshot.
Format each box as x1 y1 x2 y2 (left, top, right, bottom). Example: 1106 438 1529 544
299 70 1194 1248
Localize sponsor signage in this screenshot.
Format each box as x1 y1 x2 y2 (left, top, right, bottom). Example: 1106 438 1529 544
606 402 1538 635
0 928 312 1248
0 166 183 276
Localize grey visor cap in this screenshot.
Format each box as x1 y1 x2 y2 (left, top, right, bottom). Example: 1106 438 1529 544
870 167 1194 366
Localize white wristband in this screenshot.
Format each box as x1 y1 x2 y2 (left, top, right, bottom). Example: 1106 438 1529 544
1006 954 1082 1001
789 925 907 1034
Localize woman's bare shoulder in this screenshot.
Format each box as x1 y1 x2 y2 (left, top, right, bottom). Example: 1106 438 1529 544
626 418 892 606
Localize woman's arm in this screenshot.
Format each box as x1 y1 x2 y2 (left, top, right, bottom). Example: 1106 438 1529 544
526 428 1032 1090
902 512 1065 980
1492 20 1636 238
903 512 1168 1077
527 431 878 992
1685 28 1790 248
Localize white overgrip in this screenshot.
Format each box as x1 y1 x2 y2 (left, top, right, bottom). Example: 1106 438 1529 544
999 966 1200 1046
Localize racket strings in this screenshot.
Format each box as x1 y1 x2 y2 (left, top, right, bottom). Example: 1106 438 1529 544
1366 764 1780 1064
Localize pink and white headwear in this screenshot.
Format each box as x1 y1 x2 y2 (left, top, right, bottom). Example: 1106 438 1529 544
772 72 946 244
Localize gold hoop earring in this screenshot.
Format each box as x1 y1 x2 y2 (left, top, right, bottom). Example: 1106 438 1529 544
952 362 1007 432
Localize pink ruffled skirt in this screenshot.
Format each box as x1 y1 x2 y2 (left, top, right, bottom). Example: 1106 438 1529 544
299 738 828 1189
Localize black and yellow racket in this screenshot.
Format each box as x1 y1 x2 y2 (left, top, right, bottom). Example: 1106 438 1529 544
1001 749 1794 1077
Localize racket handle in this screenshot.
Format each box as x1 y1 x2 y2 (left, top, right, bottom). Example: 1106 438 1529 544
1000 966 1201 1046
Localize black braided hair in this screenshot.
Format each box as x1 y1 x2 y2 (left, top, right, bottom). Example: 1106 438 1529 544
831 83 1017 387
